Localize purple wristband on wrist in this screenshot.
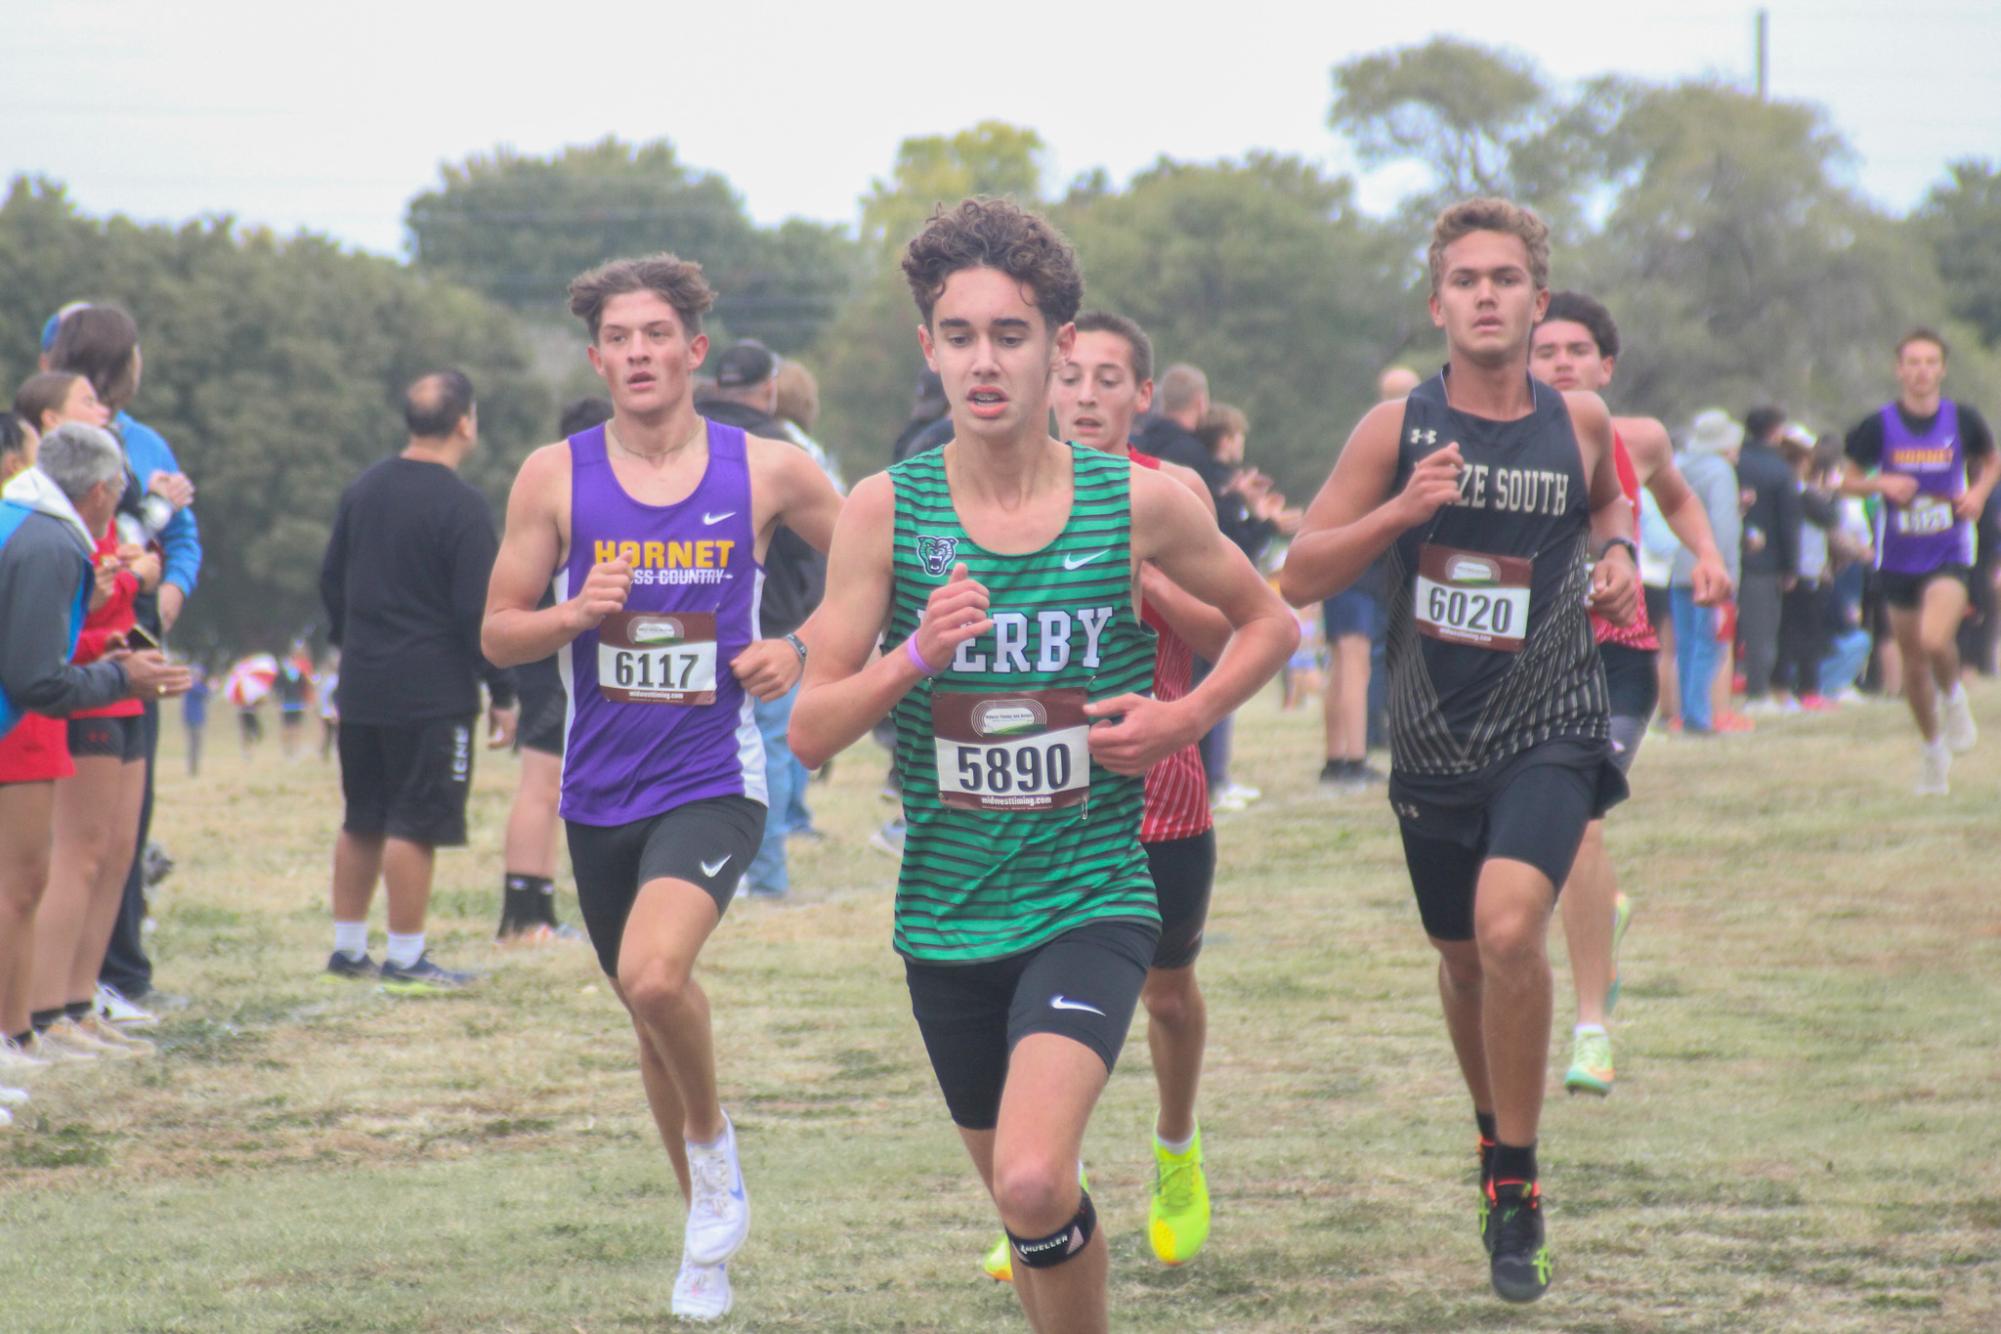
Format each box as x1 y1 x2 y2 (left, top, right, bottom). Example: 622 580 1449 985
905 635 942 677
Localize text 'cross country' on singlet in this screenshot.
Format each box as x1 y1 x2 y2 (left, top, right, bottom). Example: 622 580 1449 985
1384 371 1607 777
557 420 767 825
887 442 1159 965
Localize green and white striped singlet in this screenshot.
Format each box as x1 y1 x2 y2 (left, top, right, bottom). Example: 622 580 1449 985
887 442 1160 964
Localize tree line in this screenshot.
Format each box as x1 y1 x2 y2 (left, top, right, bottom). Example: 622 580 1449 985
3 38 1995 653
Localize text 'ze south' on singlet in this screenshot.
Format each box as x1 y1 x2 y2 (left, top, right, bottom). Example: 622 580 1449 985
888 442 1159 964
1875 399 1975 575
1385 372 1607 778
558 420 767 825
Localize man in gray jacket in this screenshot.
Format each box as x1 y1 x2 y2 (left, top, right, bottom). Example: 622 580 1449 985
1670 411 1744 733
0 423 187 1078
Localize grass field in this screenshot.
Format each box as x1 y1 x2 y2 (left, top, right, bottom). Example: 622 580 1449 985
2 681 1998 1332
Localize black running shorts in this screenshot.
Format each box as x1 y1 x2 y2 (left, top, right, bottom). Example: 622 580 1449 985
517 678 566 758
904 917 1159 1130
339 716 476 847
1390 741 1628 942
1879 564 1972 611
67 714 145 763
565 795 766 977
1600 644 1660 774
1145 831 1216 971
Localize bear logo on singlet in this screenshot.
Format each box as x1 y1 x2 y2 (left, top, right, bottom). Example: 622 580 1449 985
918 535 959 577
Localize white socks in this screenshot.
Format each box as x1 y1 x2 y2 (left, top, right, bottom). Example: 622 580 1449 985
332 921 368 960
385 932 425 969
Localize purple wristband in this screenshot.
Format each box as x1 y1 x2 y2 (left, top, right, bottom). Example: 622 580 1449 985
905 635 942 677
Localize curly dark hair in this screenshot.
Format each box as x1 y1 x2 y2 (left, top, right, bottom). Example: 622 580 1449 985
1539 291 1619 360
901 197 1083 330
1428 197 1550 295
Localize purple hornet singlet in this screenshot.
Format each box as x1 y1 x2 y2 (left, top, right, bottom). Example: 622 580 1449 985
1875 399 1976 575
558 420 767 824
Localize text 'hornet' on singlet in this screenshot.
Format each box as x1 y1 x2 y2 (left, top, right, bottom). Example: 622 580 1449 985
887 443 1160 964
1385 372 1608 776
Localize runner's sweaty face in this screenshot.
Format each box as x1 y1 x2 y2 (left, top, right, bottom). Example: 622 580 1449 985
1052 330 1153 453
918 266 1073 445
1429 231 1548 370
1895 338 1946 405
1529 319 1612 394
587 291 709 421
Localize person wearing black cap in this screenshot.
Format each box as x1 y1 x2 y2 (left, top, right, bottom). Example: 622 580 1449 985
697 344 825 899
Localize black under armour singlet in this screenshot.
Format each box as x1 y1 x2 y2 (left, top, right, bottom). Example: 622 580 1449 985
1382 370 1607 781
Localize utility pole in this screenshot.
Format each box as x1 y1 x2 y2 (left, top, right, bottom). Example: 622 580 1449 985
1755 7 1770 100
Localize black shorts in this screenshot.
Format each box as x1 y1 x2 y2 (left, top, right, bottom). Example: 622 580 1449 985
1600 644 1660 774
338 716 475 847
67 715 145 763
517 678 566 758
1642 585 1672 636
1390 741 1628 942
1146 831 1215 971
565 795 766 977
904 918 1159 1130
1879 564 1972 611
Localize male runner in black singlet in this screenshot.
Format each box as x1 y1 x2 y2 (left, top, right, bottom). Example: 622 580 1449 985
1282 198 1640 1304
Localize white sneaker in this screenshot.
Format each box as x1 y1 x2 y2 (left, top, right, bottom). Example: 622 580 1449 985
0 1106 11 1128
1944 685 1978 754
683 1114 750 1266
0 1085 28 1107
670 1260 733 1321
44 1017 132 1060
1916 739 1951 796
0 1035 50 1075
95 984 159 1028
1222 781 1262 803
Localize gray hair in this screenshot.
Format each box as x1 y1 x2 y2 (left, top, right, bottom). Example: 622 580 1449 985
37 422 125 502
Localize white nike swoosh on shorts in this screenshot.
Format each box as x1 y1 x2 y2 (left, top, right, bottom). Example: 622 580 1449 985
700 855 731 877
1049 995 1105 1016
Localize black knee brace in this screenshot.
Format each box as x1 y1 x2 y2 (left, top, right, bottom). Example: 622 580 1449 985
1006 1189 1097 1269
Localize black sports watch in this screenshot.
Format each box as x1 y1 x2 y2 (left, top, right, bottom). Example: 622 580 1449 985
784 632 808 662
1596 537 1639 565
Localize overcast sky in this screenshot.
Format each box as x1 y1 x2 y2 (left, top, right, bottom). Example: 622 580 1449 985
5 0 1995 259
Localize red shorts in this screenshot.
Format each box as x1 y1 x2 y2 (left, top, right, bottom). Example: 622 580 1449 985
0 713 74 785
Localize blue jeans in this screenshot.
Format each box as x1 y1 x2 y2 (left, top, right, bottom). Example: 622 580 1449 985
1671 588 1722 732
784 753 813 834
1819 626 1872 695
747 682 799 893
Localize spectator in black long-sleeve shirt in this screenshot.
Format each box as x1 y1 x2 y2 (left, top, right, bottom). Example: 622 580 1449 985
317 371 514 991
1736 407 1804 707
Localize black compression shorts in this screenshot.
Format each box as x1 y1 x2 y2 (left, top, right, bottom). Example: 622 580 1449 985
1146 831 1215 970
904 918 1158 1130
1390 741 1628 942
517 678 566 757
565 795 765 976
1879 564 1972 611
1600 643 1660 774
67 715 145 763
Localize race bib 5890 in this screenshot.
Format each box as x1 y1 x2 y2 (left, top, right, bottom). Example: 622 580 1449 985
932 688 1090 812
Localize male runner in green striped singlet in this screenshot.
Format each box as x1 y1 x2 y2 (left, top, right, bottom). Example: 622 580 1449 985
791 197 1296 1334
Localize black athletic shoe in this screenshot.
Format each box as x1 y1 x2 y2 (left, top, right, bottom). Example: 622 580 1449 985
1477 1137 1497 1254
379 954 476 996
1317 759 1350 785
1487 1181 1551 1303
325 950 379 980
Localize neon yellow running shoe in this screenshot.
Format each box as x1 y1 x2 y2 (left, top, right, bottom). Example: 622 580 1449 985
1564 1027 1614 1097
1148 1125 1211 1265
980 1165 1088 1283
1605 893 1633 1014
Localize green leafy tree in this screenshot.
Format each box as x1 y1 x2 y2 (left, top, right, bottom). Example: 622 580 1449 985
1917 159 2001 350
0 178 549 656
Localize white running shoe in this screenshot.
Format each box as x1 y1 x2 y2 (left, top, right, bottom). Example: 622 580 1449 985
670 1260 733 1321
1944 685 1978 754
683 1114 750 1266
0 1106 11 1128
1916 739 1951 797
95 984 159 1028
0 1035 49 1076
1221 781 1262 803
0 1085 28 1107
45 1017 133 1060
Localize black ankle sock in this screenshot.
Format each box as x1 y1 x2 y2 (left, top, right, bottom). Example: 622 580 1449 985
501 873 550 928
1475 1111 1497 1143
64 999 91 1021
30 1007 63 1033
534 878 559 927
1492 1140 1538 1186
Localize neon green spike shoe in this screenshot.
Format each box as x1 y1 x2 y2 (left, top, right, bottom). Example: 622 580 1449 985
981 1164 1089 1282
1605 892 1633 1014
1564 1027 1614 1097
1148 1125 1211 1265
